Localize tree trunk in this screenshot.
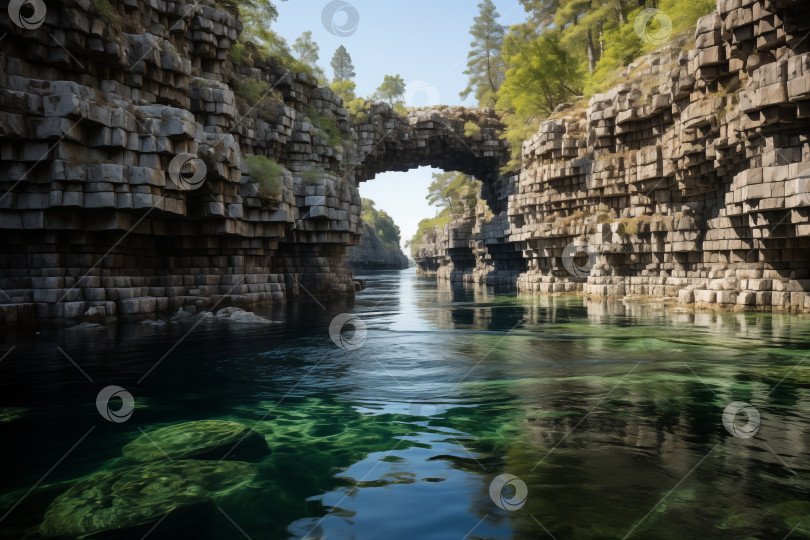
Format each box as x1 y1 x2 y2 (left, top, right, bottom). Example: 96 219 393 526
586 27 596 74
598 21 604 60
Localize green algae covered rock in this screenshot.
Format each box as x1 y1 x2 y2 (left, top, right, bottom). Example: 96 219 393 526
39 460 256 538
0 406 28 423
122 420 270 462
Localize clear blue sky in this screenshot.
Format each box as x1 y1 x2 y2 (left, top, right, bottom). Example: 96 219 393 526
274 0 528 249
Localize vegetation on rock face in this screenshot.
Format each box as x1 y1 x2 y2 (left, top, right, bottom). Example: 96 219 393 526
347 97 372 124
407 172 483 256
244 155 283 198
90 0 121 27
305 106 344 151
456 0 717 168
236 79 270 105
221 0 291 62
463 121 482 138
361 199 403 251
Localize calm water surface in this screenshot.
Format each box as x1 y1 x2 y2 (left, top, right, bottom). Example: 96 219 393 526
1 269 810 539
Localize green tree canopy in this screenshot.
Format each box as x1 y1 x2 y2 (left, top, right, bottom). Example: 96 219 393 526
373 74 406 108
518 0 561 30
426 171 482 217
223 0 291 61
498 29 581 118
460 0 505 107
292 31 325 79
330 45 356 82
329 79 357 103
361 199 402 250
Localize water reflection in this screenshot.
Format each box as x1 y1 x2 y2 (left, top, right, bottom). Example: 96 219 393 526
0 269 809 539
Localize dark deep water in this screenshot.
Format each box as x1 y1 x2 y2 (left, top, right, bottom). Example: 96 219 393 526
1 268 810 539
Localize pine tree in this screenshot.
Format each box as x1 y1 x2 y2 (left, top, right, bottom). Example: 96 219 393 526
460 0 505 108
518 0 561 30
330 45 356 82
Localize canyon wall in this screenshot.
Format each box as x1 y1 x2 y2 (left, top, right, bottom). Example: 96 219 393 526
347 224 409 271
0 0 506 325
3 0 809 325
416 0 810 314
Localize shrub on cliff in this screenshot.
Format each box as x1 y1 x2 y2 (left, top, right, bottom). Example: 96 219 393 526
305 106 345 151
245 156 283 199
330 80 357 104
464 122 482 138
346 98 371 124
236 79 270 105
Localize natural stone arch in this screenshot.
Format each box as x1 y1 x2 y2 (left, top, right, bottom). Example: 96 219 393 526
341 105 525 285
347 106 513 213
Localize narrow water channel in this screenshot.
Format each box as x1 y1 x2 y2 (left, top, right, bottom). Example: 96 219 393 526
1 269 809 539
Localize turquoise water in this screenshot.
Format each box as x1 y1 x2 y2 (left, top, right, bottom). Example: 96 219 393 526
1 269 810 539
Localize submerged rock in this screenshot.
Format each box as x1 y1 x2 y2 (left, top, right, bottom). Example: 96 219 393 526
122 420 270 462
0 406 29 423
39 460 255 538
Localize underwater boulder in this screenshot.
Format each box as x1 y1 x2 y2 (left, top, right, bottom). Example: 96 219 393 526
122 420 270 462
39 460 255 538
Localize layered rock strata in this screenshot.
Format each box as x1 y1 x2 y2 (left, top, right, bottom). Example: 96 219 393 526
0 0 507 325
416 0 810 313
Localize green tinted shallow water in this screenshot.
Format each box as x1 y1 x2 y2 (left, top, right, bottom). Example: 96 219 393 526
1 269 810 539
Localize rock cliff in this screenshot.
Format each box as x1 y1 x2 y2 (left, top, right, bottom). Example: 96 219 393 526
0 0 506 325
3 0 809 325
415 0 810 314
348 224 409 271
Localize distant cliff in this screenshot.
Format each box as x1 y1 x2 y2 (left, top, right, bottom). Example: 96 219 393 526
349 224 409 271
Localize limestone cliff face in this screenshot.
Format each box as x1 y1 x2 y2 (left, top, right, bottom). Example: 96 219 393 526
415 0 810 314
0 0 506 325
348 224 408 271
